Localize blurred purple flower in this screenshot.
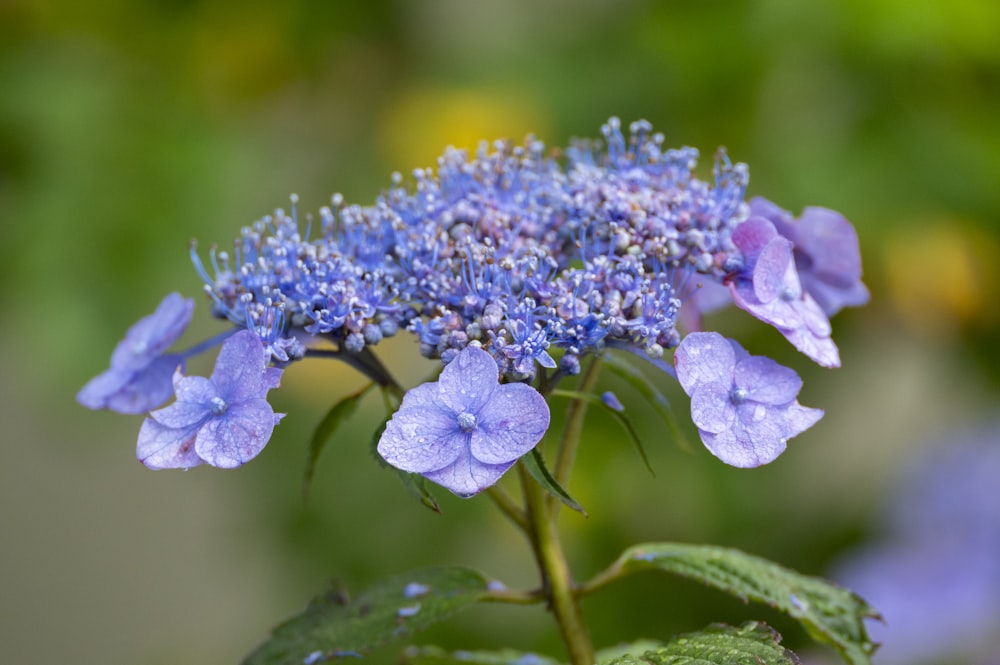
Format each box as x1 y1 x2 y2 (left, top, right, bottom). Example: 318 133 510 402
832 423 1000 665
750 197 869 316
673 332 823 468
726 217 840 368
136 330 284 469
377 346 550 497
77 292 194 414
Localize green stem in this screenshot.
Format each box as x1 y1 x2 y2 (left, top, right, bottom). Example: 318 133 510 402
486 485 530 535
549 355 604 510
576 557 627 598
519 463 594 665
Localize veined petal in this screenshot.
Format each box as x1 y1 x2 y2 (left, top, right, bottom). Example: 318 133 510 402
689 383 736 434
195 398 278 468
753 237 796 304
779 324 841 369
77 367 133 411
210 330 269 401
170 374 216 408
674 332 736 395
137 418 205 469
781 403 825 438
148 398 211 429
420 449 516 498
111 293 194 371
735 356 802 405
698 418 787 469
470 383 550 464
437 346 499 415
377 397 464 473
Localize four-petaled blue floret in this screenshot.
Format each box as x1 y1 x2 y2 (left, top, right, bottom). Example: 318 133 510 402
377 346 550 496
77 118 868 489
136 330 284 469
77 292 194 414
673 332 824 468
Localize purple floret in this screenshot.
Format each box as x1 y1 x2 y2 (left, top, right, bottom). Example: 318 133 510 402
376 346 550 496
750 197 869 316
673 332 823 468
136 330 284 469
726 217 840 368
77 292 195 414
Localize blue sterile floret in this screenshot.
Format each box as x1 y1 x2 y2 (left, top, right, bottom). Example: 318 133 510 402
78 118 867 483
376 346 550 496
77 292 194 414
135 330 284 469
673 332 824 468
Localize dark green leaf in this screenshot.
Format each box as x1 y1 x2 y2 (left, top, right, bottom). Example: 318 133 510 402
614 544 879 665
551 389 654 475
402 645 562 665
396 470 444 513
600 622 801 665
602 352 693 454
520 448 587 515
304 383 375 498
243 567 490 665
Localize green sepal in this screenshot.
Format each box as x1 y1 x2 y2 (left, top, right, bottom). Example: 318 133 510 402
402 645 562 665
551 388 654 475
601 352 693 453
613 543 879 665
600 622 801 665
520 448 587 516
242 567 490 665
304 383 376 498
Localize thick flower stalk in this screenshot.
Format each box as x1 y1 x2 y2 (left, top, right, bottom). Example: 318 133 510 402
79 117 868 486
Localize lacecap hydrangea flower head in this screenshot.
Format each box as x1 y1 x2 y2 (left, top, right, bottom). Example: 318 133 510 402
79 118 867 496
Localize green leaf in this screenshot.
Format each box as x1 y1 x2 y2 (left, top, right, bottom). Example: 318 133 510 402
551 389 654 475
304 383 375 498
614 544 879 665
600 622 801 665
396 470 444 513
602 352 693 454
594 639 665 663
402 645 562 665
520 448 587 515
243 567 490 665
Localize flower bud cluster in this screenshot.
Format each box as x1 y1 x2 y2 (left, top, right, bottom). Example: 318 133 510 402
193 118 750 379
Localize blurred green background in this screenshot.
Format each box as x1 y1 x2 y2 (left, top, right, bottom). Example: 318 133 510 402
2 1 999 664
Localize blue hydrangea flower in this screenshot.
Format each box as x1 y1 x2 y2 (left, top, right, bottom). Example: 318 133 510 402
136 330 284 469
726 217 841 368
673 332 823 468
376 346 550 497
77 292 194 414
749 196 870 317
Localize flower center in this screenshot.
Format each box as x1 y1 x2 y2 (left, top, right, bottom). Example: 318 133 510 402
210 396 228 416
456 411 478 433
730 387 748 404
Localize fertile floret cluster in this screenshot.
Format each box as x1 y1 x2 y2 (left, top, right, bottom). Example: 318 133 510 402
78 118 868 495
191 118 753 381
